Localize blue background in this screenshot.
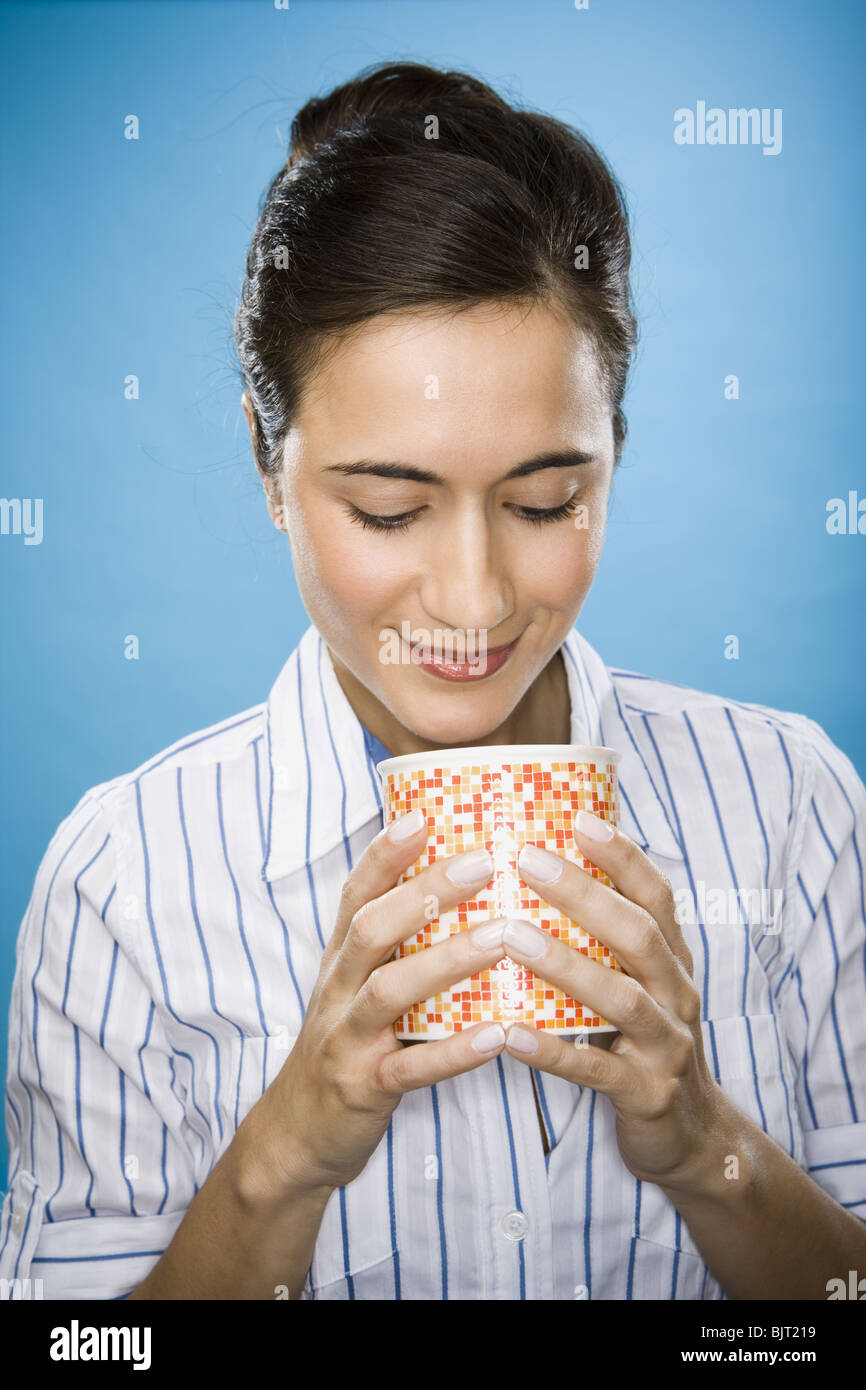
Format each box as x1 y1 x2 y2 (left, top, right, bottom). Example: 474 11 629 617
1 0 864 1188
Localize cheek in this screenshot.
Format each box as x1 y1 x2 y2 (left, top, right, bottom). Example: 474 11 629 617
581 509 607 572
287 497 410 623
508 510 605 602
564 485 609 576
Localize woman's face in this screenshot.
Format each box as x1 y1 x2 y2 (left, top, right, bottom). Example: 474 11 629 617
244 299 616 750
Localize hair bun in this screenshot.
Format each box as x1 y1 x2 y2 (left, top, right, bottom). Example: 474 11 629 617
286 60 508 167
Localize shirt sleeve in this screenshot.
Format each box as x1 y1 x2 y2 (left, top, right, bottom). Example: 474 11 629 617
776 718 866 1217
1 792 197 1299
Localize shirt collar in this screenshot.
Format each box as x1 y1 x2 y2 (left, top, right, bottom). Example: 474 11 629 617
260 623 684 882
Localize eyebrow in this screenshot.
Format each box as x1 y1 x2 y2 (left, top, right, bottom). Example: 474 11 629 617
322 448 596 485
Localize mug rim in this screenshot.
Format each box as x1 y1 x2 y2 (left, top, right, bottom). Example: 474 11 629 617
376 743 620 776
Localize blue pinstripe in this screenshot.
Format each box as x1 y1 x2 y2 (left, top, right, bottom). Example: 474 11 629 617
251 736 306 1019
583 1088 596 1300
296 655 327 952
29 810 102 1216
136 782 219 1157
216 763 269 1071
119 1072 136 1217
318 635 353 874
812 745 866 989
640 715 719 1081
430 1083 448 1299
386 1119 401 1299
683 712 770 1131
177 766 237 1142
495 1056 526 1299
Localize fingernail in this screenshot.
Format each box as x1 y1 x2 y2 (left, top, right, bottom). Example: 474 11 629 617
387 808 427 843
471 918 507 951
518 843 564 883
575 809 615 842
472 1022 506 1054
503 917 549 959
445 848 494 885
506 1024 540 1054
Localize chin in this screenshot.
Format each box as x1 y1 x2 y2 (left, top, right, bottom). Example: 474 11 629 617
386 688 520 749
415 721 501 749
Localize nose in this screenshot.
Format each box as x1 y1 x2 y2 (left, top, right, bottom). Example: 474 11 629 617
419 502 515 636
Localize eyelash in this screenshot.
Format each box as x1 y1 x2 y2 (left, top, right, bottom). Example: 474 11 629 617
345 496 582 534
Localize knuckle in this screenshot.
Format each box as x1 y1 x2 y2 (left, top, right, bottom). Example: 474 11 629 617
374 1049 407 1098
363 964 394 1011
669 1023 696 1076
348 900 380 954
338 874 362 920
305 968 329 1018
323 1043 368 1111
631 908 660 955
317 1032 356 1108
332 1068 363 1112
612 973 647 1024
318 1026 342 1073
678 979 702 1026
580 1041 610 1084
645 1075 678 1120
655 871 675 905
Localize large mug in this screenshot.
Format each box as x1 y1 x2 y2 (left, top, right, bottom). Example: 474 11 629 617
376 744 623 1041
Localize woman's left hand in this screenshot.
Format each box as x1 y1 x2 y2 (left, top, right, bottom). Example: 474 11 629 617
502 810 722 1191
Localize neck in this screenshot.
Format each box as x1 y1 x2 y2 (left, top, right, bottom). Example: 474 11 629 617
332 647 572 756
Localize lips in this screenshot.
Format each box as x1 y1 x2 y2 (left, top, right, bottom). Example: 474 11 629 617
410 635 519 682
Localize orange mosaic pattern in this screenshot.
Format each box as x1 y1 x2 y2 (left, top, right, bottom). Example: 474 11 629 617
383 758 623 1039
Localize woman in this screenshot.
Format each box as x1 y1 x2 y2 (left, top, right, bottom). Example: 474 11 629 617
2 60 865 1302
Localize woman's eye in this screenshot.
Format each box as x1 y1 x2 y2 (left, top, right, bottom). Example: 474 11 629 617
345 503 423 533
507 495 582 525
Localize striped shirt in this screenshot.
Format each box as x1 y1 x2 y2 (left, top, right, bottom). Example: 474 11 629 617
2 621 865 1300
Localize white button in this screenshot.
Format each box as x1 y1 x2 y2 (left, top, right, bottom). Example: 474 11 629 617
10 1212 23 1235
501 1209 529 1241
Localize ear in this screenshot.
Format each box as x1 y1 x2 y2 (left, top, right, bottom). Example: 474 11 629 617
241 390 261 464
242 391 286 533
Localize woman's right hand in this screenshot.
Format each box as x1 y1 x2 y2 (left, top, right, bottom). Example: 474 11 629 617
247 807 510 1197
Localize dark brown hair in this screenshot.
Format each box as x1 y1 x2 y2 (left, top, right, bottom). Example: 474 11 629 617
234 60 637 478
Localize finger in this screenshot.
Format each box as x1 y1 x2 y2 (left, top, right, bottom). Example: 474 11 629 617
515 840 685 1010
516 837 696 1015
501 1022 636 1101
376 1019 509 1096
329 842 495 1002
326 808 430 963
346 917 509 1035
572 811 692 970
498 916 675 1044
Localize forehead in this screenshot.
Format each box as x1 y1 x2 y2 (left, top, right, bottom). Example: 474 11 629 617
285 300 611 469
